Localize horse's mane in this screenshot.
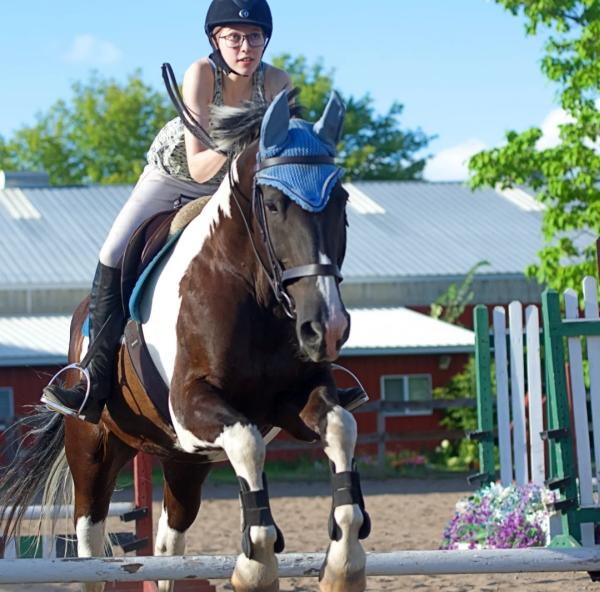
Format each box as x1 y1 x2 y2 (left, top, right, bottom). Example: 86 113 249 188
209 88 302 155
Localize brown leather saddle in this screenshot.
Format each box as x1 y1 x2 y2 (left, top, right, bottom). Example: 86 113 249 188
120 209 180 424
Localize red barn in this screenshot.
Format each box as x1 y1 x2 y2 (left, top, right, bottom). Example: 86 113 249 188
1 172 559 459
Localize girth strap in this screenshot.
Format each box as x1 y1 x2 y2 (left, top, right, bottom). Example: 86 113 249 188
328 461 371 542
281 264 342 285
238 475 285 559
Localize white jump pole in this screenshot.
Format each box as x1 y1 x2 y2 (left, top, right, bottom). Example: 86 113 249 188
2 549 600 583
4 502 134 521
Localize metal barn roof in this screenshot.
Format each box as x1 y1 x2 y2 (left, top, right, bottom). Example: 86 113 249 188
0 309 474 366
0 185 129 288
1 179 587 289
0 315 70 366
343 307 474 355
345 181 550 280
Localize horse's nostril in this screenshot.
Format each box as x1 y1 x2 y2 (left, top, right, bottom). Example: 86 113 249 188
300 321 323 346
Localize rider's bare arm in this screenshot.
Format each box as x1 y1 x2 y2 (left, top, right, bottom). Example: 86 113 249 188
183 58 228 184
183 61 293 184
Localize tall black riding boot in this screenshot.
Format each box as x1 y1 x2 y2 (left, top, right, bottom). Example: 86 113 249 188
41 263 124 424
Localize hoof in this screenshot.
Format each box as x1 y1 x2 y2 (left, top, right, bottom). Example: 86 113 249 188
231 575 279 592
319 566 366 592
231 552 279 592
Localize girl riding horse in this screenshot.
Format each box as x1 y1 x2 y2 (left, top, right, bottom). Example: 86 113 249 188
2 89 371 592
42 0 292 422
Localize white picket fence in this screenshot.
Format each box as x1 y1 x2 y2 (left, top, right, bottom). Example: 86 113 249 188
492 302 543 487
484 276 600 546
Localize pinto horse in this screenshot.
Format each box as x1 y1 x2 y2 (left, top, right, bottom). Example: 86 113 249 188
0 90 370 592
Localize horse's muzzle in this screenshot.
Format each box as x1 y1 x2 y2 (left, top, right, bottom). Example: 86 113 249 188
299 312 350 362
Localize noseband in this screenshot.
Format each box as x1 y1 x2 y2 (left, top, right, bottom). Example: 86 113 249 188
228 155 343 319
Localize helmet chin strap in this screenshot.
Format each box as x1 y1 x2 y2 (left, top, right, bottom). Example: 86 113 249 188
209 49 249 77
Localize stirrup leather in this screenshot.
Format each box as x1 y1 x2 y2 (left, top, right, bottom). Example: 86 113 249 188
41 363 92 420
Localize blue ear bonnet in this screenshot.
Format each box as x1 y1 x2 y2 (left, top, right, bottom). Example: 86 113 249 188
255 90 345 213
256 121 343 212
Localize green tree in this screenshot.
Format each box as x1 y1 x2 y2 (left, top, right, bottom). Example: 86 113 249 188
2 71 174 186
430 260 490 325
0 136 12 170
469 1 600 291
272 54 434 180
432 357 480 470
3 56 433 186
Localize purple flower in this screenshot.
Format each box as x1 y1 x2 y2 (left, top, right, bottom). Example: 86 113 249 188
440 483 552 550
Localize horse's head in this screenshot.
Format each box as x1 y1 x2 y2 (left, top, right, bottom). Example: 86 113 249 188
252 90 350 362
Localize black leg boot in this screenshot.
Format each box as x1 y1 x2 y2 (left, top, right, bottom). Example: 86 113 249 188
337 386 369 412
41 263 124 424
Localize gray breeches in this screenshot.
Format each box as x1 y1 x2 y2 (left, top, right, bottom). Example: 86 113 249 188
99 164 216 268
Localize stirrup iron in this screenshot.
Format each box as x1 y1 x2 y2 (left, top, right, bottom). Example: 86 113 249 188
41 363 92 420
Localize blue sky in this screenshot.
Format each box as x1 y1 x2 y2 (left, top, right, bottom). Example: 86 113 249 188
1 0 559 180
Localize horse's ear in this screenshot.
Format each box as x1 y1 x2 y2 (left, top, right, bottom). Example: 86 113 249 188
260 90 290 153
313 90 345 152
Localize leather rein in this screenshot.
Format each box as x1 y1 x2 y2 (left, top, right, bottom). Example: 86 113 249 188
228 154 343 319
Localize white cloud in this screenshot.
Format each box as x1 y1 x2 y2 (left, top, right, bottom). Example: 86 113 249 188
424 138 487 182
428 102 598 181
536 108 575 150
63 34 122 66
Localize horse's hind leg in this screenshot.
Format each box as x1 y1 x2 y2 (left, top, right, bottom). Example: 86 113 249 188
155 460 211 592
300 391 369 592
65 420 136 592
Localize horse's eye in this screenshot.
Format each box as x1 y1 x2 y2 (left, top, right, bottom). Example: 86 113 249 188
265 202 278 213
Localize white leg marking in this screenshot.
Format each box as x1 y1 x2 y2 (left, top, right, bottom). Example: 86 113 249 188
76 516 105 557
217 423 279 590
155 506 186 555
75 516 104 557
155 507 186 592
323 405 357 472
76 517 107 592
322 407 366 581
216 423 265 490
317 252 348 359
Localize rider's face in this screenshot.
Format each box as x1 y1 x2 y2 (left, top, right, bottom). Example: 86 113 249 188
213 25 265 77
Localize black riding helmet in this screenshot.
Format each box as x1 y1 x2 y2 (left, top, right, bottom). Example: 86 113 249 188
205 0 273 76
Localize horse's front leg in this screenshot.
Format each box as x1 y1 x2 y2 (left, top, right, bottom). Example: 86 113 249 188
300 391 370 592
170 380 283 592
219 423 284 592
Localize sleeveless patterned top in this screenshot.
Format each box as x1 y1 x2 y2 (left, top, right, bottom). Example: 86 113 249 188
147 60 266 187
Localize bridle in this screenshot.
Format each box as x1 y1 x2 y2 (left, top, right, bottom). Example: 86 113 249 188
228 154 344 319
161 63 343 319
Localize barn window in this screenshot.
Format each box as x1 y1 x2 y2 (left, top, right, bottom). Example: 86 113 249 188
380 375 432 416
0 387 15 426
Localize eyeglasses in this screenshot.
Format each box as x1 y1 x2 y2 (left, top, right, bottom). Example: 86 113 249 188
218 32 265 49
